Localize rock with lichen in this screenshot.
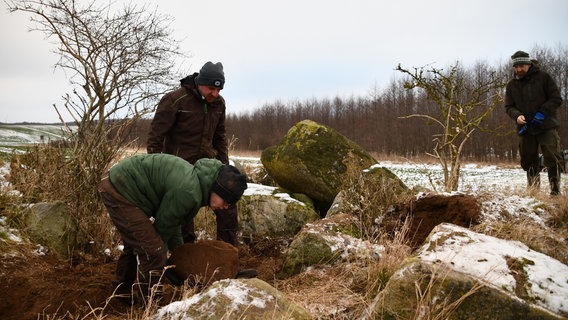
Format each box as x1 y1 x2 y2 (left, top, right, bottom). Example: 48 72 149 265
261 120 403 213
372 223 568 320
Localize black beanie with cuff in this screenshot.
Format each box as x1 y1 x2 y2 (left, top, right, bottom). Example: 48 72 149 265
211 165 247 205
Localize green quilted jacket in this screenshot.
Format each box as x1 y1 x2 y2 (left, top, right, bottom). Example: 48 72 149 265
108 154 223 250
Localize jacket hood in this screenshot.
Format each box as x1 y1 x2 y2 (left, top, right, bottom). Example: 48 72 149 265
180 73 202 100
193 158 224 205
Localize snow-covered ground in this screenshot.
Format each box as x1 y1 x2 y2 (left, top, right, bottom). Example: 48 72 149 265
380 161 528 194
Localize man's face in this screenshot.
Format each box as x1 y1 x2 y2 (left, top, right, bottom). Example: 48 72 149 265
198 85 222 103
513 64 531 78
209 192 229 211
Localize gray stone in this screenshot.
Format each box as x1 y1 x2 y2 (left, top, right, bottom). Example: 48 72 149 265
279 214 383 279
154 278 313 320
239 184 320 239
25 201 78 258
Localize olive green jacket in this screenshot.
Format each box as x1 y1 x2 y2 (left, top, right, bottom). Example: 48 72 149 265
109 154 223 250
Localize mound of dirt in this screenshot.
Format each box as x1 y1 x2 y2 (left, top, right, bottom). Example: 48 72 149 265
385 193 482 248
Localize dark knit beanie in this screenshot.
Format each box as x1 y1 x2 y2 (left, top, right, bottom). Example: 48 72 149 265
511 51 532 67
196 61 225 89
211 165 247 205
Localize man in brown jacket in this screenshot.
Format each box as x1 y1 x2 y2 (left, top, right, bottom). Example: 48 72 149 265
147 61 239 245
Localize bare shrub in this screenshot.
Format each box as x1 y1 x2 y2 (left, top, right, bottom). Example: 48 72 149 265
7 142 124 253
192 207 218 241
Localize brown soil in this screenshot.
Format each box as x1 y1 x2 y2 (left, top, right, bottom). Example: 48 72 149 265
0 239 284 320
0 194 481 320
385 193 482 248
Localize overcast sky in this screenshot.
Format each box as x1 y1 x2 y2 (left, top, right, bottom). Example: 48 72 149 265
1 0 567 123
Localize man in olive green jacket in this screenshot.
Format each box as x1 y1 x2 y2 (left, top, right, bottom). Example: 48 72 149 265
505 50 564 195
98 154 247 304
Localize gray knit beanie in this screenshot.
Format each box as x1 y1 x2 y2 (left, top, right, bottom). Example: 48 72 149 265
196 62 225 89
511 51 532 67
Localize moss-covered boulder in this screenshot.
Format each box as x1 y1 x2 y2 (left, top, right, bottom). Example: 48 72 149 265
373 223 568 319
261 120 379 213
278 213 383 279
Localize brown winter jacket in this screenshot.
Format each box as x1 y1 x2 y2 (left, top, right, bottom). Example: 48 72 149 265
505 64 563 134
147 74 229 164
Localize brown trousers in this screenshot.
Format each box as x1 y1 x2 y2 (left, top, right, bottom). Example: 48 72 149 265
98 176 167 292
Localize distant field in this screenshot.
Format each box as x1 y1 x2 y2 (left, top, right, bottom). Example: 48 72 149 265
0 124 73 147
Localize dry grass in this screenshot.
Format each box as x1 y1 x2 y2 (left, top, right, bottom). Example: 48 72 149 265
547 192 568 230
472 186 568 266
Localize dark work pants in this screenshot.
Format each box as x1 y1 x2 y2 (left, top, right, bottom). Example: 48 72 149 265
519 129 562 172
97 176 167 295
182 204 239 247
519 129 563 193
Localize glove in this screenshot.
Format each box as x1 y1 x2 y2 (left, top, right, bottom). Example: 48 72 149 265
531 111 545 127
164 268 184 287
518 124 529 135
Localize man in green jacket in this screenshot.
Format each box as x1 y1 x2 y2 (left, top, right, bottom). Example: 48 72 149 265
98 153 247 304
146 61 240 246
505 50 564 195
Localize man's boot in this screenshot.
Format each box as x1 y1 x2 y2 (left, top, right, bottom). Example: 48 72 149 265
527 167 541 191
134 270 164 308
548 166 561 196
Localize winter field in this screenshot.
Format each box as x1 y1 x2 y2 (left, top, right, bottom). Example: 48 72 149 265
0 123 72 148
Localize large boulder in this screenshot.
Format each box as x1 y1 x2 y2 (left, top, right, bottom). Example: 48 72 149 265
372 223 568 319
239 183 320 239
154 278 313 320
168 240 239 287
24 201 78 258
261 120 380 213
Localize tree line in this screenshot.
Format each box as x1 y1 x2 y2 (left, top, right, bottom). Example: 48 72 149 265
220 45 567 163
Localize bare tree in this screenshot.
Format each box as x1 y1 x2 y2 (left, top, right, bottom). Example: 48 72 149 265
6 0 180 141
6 0 183 247
396 62 505 191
